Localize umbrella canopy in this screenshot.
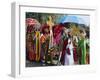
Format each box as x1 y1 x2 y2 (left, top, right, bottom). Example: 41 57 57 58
77 17 86 25
59 15 87 25
26 18 41 30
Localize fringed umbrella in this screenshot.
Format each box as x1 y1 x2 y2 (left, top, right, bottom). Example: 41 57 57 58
59 15 87 36
26 18 41 61
59 15 87 25
26 18 41 32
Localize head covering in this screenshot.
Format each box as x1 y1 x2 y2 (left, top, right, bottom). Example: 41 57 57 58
41 24 50 34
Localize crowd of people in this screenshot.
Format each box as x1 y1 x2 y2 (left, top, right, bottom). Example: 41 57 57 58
26 15 90 66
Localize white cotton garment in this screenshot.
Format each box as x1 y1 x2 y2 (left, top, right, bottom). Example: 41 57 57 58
64 39 74 65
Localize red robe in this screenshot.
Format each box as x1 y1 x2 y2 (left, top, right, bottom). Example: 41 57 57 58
26 34 36 61
61 39 69 65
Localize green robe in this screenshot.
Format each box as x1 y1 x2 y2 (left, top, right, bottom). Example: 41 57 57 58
78 39 87 64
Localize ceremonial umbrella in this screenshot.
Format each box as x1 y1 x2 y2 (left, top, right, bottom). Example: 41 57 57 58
59 15 86 25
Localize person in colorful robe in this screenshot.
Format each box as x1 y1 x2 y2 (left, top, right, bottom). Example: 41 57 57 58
40 24 50 64
52 24 63 65
61 26 74 65
78 29 87 64
64 31 74 65
60 27 68 65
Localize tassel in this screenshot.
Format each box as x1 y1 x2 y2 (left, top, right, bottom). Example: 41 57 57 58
36 31 40 61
